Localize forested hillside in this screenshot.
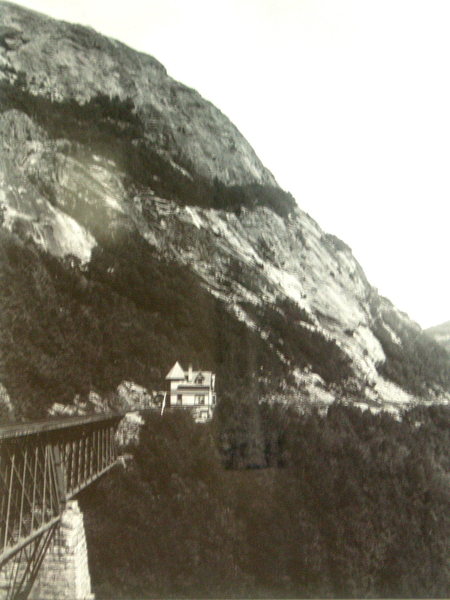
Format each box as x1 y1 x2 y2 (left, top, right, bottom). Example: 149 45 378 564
80 405 450 599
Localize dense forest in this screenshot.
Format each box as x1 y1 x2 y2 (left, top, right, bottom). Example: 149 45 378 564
80 403 450 599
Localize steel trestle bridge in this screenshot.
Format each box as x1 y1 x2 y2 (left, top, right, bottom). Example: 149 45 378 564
0 412 126 599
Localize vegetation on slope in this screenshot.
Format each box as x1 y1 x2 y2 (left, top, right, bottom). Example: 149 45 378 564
2 75 450 413
80 404 450 599
0 231 288 418
372 308 450 396
426 321 450 352
0 76 296 218
0 227 363 420
244 299 354 385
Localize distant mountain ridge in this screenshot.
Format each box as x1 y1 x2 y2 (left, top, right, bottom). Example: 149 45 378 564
426 321 450 353
1 1 450 421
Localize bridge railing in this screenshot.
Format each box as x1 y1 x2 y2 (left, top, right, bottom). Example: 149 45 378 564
58 418 118 497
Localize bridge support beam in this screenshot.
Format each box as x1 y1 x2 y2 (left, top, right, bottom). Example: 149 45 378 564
29 501 94 600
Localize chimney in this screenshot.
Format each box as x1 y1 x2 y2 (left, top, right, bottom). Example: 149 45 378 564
188 364 193 382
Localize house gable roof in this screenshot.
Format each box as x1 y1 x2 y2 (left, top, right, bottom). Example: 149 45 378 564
186 370 213 386
165 361 185 380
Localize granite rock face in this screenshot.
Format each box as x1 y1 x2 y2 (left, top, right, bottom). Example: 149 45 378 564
0 1 275 187
1 1 449 418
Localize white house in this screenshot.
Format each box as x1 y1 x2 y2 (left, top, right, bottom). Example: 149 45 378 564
165 361 217 422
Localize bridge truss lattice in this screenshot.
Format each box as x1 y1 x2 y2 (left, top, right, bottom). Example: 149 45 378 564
0 413 123 599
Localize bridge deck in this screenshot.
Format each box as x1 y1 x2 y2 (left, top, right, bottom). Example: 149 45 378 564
0 412 127 440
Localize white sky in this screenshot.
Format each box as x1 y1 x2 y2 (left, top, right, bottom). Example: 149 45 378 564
13 0 450 328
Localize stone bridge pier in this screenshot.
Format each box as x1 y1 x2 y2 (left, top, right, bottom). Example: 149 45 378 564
0 410 147 599
29 501 94 600
0 501 93 600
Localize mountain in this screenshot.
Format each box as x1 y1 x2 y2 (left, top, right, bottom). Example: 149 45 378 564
1 1 450 421
426 321 450 353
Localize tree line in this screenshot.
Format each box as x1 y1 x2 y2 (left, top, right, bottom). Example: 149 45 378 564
80 403 450 599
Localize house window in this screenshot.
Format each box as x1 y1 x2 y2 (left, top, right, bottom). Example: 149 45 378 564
195 395 205 405
195 374 205 384
177 394 182 405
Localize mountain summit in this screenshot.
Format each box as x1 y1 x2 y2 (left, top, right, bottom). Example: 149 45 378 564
1 1 449 420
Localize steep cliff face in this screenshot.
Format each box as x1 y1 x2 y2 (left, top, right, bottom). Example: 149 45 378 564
1 1 449 420
0 1 275 187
